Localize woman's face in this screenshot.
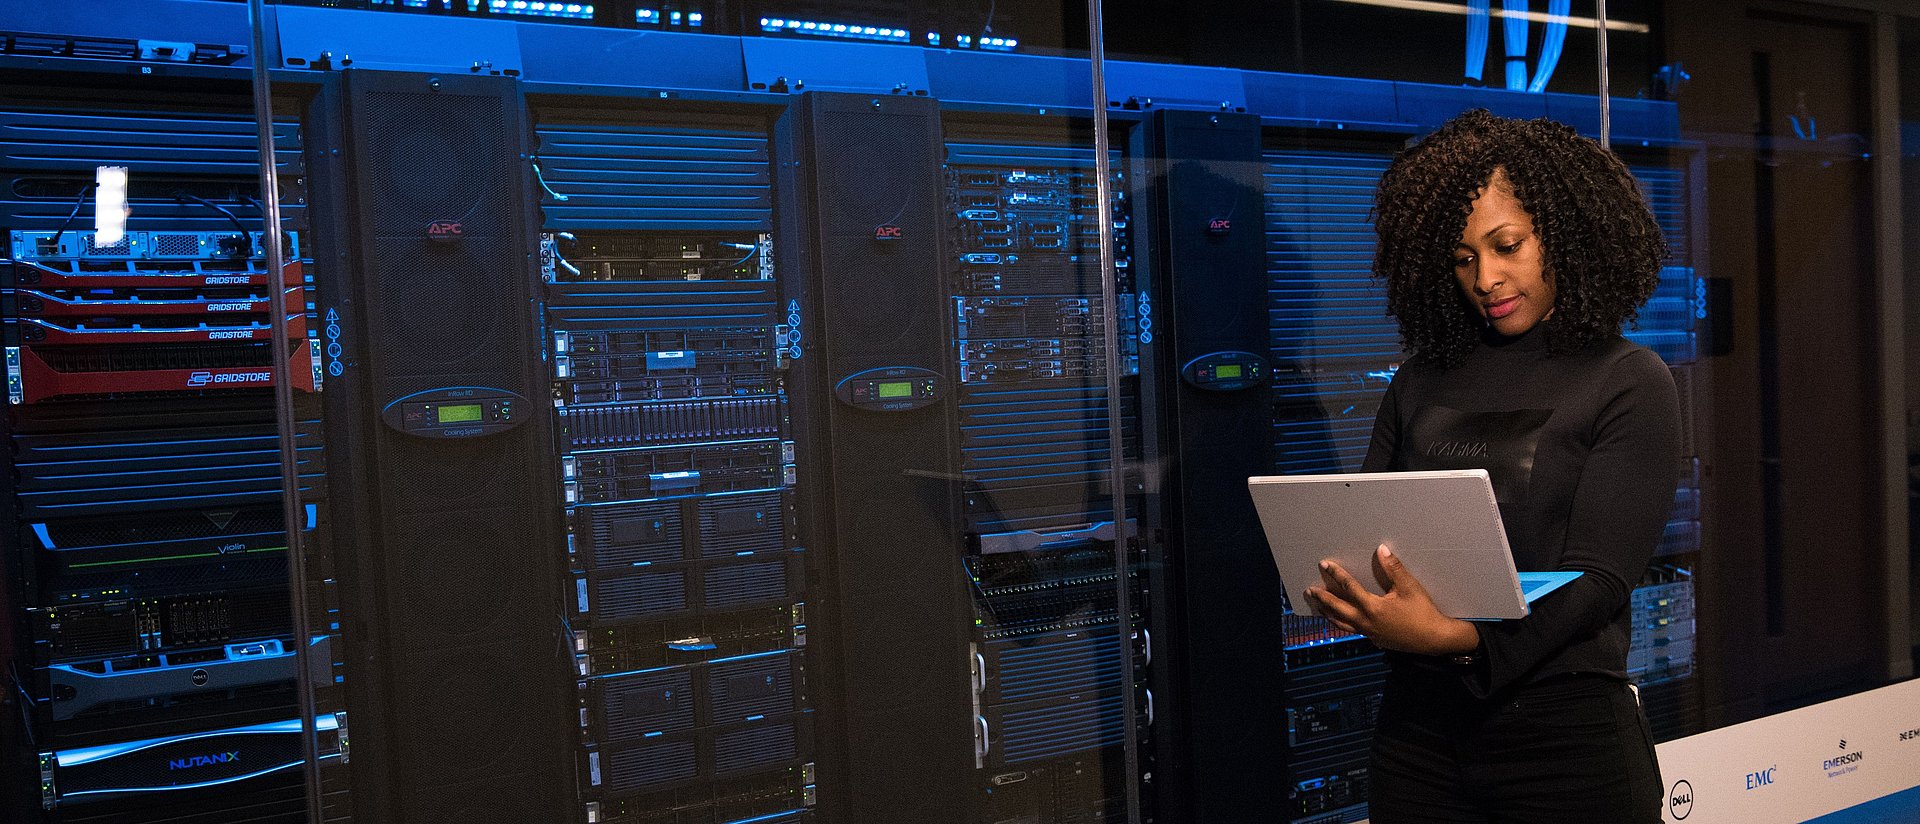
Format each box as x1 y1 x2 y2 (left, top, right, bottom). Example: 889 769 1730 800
1454 169 1555 337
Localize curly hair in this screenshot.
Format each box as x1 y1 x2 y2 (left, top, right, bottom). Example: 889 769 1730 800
1371 109 1666 366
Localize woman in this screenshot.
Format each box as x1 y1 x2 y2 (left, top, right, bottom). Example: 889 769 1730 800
1303 109 1680 823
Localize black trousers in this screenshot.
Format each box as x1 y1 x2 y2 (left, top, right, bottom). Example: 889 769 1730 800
1368 667 1664 824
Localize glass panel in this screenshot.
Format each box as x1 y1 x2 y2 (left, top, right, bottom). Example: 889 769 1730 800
248 1 1142 823
7 3 1906 824
0 2 324 820
1100 3 1698 823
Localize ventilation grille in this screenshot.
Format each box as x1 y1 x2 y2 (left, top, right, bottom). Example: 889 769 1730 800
533 110 772 231
713 721 798 776
593 571 687 619
703 561 789 609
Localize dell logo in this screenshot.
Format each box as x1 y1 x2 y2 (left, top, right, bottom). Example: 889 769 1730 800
168 751 239 771
190 668 210 687
1668 779 1693 819
426 220 463 242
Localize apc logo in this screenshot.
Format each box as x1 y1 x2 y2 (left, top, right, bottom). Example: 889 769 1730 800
168 751 239 771
1206 217 1232 235
873 224 903 241
1668 779 1693 819
426 220 464 243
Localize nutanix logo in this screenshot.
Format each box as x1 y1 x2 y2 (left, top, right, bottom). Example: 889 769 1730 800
1900 724 1920 743
168 751 239 771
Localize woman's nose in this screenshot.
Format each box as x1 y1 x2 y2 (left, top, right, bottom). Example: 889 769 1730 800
1474 265 1505 295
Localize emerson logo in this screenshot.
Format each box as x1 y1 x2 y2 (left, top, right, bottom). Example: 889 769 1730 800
1668 779 1693 819
168 751 239 771
1823 740 1864 778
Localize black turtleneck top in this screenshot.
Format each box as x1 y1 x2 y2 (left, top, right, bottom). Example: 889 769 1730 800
1362 323 1682 697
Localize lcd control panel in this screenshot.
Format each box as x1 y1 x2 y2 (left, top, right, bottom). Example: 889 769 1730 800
835 367 943 411
1181 351 1267 391
381 388 529 436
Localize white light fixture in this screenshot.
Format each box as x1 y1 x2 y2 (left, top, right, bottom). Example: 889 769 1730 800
93 166 128 246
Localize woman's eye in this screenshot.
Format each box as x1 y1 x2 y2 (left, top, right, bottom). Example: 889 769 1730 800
1452 257 1473 268
1497 240 1523 254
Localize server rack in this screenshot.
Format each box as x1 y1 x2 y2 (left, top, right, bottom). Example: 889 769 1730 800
774 91 978 821
1260 138 1398 824
943 119 1146 822
1620 153 1709 741
303 69 575 823
533 101 816 823
0 86 329 823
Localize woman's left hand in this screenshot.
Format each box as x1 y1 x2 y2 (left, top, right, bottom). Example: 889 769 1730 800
1304 545 1482 656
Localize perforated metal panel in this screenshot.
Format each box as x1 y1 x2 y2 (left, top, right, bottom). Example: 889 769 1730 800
1263 145 1397 477
0 101 303 230
534 110 772 231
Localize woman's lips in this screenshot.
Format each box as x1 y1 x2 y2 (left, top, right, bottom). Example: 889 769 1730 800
1486 295 1520 320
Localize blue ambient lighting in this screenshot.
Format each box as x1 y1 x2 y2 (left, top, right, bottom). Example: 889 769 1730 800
759 17 913 44
491 0 593 19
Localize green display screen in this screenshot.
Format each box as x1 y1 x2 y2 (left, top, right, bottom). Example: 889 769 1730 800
877 381 914 399
437 404 484 423
1215 364 1243 379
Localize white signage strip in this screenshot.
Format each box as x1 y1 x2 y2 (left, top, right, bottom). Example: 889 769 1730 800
1656 677 1920 823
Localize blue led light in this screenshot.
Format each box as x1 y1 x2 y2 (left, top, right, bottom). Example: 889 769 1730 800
709 649 792 664
490 0 593 17
723 811 809 824
55 717 337 768
764 17 913 42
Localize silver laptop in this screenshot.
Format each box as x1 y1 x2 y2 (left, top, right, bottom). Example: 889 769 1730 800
1248 469 1579 621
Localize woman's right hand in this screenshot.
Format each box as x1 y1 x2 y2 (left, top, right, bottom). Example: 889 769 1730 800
1304 544 1481 657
